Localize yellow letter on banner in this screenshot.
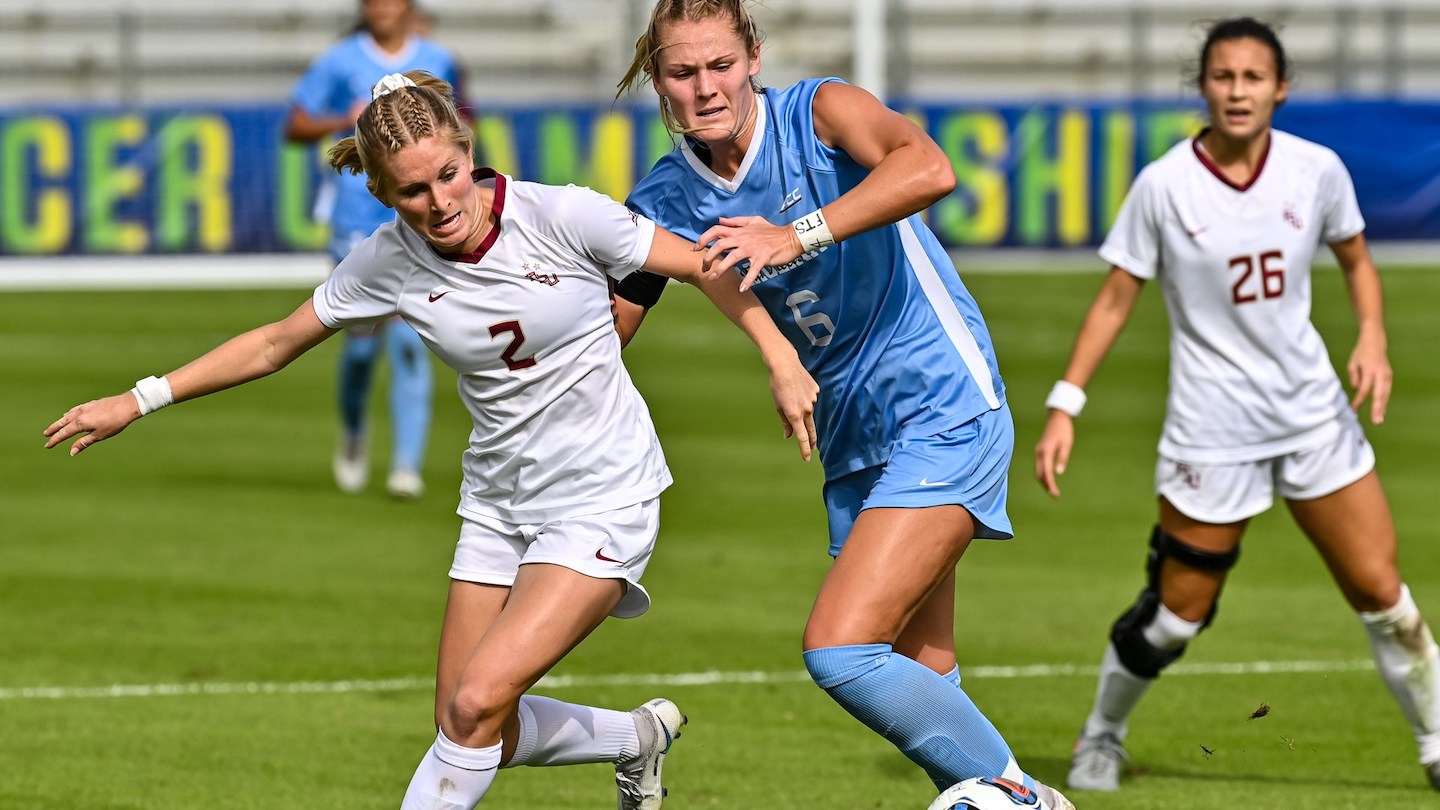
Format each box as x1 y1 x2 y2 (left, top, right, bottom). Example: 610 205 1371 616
157 115 233 252
85 115 148 253
474 115 519 177
1016 109 1090 246
930 111 1009 246
1 116 72 253
276 141 329 252
1099 110 1135 232
536 112 632 201
1145 110 1205 163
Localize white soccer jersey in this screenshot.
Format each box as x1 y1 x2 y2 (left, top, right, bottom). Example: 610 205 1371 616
313 170 671 522
1100 129 1366 464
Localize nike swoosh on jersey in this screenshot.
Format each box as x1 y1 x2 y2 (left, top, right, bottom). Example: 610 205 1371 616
918 478 953 487
594 548 623 563
428 290 453 302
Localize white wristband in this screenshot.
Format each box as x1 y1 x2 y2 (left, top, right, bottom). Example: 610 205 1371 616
792 209 836 254
130 375 174 416
1045 380 1087 418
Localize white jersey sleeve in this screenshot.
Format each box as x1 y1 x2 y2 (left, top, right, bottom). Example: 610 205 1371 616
1318 151 1366 244
533 184 657 281
1098 165 1163 279
311 224 410 328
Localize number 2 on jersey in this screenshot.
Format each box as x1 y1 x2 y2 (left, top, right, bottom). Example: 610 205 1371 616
1229 250 1285 305
489 321 537 370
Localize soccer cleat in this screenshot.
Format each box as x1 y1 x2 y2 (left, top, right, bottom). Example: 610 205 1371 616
332 434 368 494
1067 731 1127 792
386 468 425 499
1426 758 1440 790
1035 781 1077 810
615 698 686 810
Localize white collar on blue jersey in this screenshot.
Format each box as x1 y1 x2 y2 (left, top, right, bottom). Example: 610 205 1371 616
681 92 767 194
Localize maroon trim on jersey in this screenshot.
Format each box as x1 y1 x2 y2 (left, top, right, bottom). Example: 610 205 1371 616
435 168 506 264
1191 128 1271 192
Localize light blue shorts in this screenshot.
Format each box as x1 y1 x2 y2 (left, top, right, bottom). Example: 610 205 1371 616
821 403 1015 558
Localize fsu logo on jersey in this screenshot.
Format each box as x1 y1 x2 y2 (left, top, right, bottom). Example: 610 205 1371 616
522 262 560 286
1283 203 1304 231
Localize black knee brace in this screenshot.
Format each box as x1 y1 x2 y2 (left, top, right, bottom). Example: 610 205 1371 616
1109 526 1240 678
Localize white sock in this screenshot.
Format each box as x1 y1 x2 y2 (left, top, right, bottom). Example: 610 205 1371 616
504 695 641 768
1359 584 1440 764
1083 644 1153 740
1083 606 1201 739
1142 603 1204 650
400 730 501 810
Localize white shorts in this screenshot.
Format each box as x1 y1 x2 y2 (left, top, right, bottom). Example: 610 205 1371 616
449 498 660 619
1156 416 1375 524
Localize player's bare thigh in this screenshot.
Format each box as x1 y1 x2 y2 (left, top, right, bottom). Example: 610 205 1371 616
894 569 958 675
1286 470 1400 611
1157 498 1247 623
805 505 973 651
434 579 509 728
439 564 624 749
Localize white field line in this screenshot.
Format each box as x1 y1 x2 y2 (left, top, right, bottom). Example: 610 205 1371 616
0 658 1375 702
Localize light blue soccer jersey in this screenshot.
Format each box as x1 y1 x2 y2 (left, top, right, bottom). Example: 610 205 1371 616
627 79 1006 481
290 34 460 254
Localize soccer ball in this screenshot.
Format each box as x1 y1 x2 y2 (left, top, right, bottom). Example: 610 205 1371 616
926 777 1042 810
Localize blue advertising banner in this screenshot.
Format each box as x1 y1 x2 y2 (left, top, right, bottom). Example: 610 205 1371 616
0 100 1436 255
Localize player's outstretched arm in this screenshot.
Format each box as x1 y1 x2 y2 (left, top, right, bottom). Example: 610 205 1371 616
641 227 819 461
1035 267 1145 497
1330 232 1391 424
697 81 956 292
44 299 338 457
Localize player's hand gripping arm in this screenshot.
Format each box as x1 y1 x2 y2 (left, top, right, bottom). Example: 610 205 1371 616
1034 268 1145 497
697 81 956 291
44 299 338 456
642 227 819 461
1330 232 1391 424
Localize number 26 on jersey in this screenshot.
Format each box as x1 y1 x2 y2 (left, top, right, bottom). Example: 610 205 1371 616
1229 250 1285 305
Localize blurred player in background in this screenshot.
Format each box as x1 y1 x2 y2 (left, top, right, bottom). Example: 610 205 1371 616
615 2 1072 808
1034 16 1440 793
47 71 817 810
284 0 468 499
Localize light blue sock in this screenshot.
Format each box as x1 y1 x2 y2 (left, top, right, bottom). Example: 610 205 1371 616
385 321 433 473
803 644 1028 791
944 665 962 687
338 332 381 436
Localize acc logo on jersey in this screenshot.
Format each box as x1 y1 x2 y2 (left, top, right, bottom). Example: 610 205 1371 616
780 187 804 213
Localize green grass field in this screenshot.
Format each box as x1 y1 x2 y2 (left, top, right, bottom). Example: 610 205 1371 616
3 266 1438 809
